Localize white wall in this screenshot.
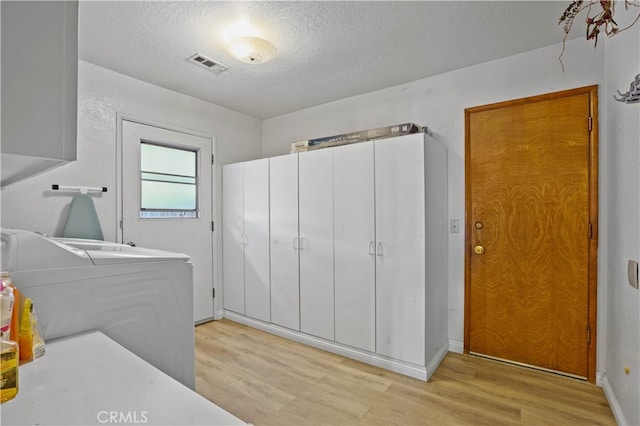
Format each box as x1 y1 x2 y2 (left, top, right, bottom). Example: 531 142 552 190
603 23 640 426
263 37 606 359
1 60 263 318
1 60 262 240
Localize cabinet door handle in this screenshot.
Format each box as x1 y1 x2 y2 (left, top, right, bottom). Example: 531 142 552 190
299 237 305 250
243 234 248 245
377 242 383 257
368 241 375 255
293 236 298 250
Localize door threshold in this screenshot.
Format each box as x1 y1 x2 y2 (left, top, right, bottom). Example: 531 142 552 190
468 351 588 381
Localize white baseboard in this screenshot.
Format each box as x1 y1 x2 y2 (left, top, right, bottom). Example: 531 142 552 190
448 339 464 354
224 311 448 382
194 317 214 326
426 340 449 381
600 372 627 426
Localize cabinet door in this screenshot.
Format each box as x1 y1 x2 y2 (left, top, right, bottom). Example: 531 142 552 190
299 149 334 340
375 134 426 365
1 1 78 186
222 163 245 314
269 154 300 331
243 159 271 322
333 142 376 351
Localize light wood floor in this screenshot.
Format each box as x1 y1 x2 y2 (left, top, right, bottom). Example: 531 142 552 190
195 319 615 425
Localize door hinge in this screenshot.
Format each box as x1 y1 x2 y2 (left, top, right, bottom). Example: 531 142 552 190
212 154 215 165
588 116 593 132
587 324 591 344
212 288 215 299
588 223 593 239
119 219 123 230
212 221 215 232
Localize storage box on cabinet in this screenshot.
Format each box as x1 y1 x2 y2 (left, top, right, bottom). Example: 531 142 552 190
222 159 270 322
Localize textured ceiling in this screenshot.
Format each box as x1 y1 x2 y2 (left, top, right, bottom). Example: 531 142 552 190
79 1 580 119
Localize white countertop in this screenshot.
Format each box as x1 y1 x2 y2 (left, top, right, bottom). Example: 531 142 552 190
0 331 246 426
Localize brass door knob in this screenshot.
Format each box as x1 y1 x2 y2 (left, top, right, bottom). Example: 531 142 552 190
474 245 485 254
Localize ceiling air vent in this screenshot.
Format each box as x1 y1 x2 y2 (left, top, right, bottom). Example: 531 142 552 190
186 53 229 73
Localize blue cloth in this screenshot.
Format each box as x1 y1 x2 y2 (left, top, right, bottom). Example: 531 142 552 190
62 194 104 240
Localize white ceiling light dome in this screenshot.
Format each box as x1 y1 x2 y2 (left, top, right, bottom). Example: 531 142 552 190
226 36 277 64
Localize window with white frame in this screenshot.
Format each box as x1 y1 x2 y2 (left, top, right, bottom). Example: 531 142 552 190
139 141 199 219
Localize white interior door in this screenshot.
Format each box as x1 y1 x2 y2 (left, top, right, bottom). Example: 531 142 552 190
269 154 300 331
121 120 214 323
222 162 245 314
243 158 270 322
299 149 334 340
333 141 376 352
375 135 426 365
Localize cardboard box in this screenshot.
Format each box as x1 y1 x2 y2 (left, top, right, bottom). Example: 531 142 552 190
289 123 428 154
290 140 310 153
309 123 421 147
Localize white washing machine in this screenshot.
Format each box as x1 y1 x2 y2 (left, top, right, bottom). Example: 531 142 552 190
0 228 196 389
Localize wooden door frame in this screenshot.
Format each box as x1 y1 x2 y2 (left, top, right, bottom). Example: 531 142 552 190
463 85 599 383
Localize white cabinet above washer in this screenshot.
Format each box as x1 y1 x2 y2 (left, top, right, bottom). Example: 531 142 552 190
1 1 79 187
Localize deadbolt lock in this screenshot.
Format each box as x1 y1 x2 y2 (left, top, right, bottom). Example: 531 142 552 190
474 245 485 254
474 222 483 229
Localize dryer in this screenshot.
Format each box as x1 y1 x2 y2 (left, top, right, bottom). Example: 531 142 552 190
0 228 196 389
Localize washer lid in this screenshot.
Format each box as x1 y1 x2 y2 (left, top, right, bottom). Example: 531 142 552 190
2 228 93 271
54 238 191 265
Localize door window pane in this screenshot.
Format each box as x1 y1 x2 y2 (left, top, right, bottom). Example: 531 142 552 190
140 142 198 218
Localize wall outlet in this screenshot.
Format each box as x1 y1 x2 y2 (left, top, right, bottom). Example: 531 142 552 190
450 219 460 234
628 260 638 289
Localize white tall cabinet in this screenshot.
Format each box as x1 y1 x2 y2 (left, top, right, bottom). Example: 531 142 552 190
223 133 448 380
222 159 270 322
299 149 335 340
222 163 245 314
243 160 271 322
333 134 447 365
269 154 300 331
374 136 428 365
333 142 376 352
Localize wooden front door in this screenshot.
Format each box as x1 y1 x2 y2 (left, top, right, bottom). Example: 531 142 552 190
464 86 598 382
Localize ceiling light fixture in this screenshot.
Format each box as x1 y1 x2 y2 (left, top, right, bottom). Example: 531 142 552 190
226 36 276 64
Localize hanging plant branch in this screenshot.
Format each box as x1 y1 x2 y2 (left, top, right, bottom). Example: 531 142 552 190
558 0 640 71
